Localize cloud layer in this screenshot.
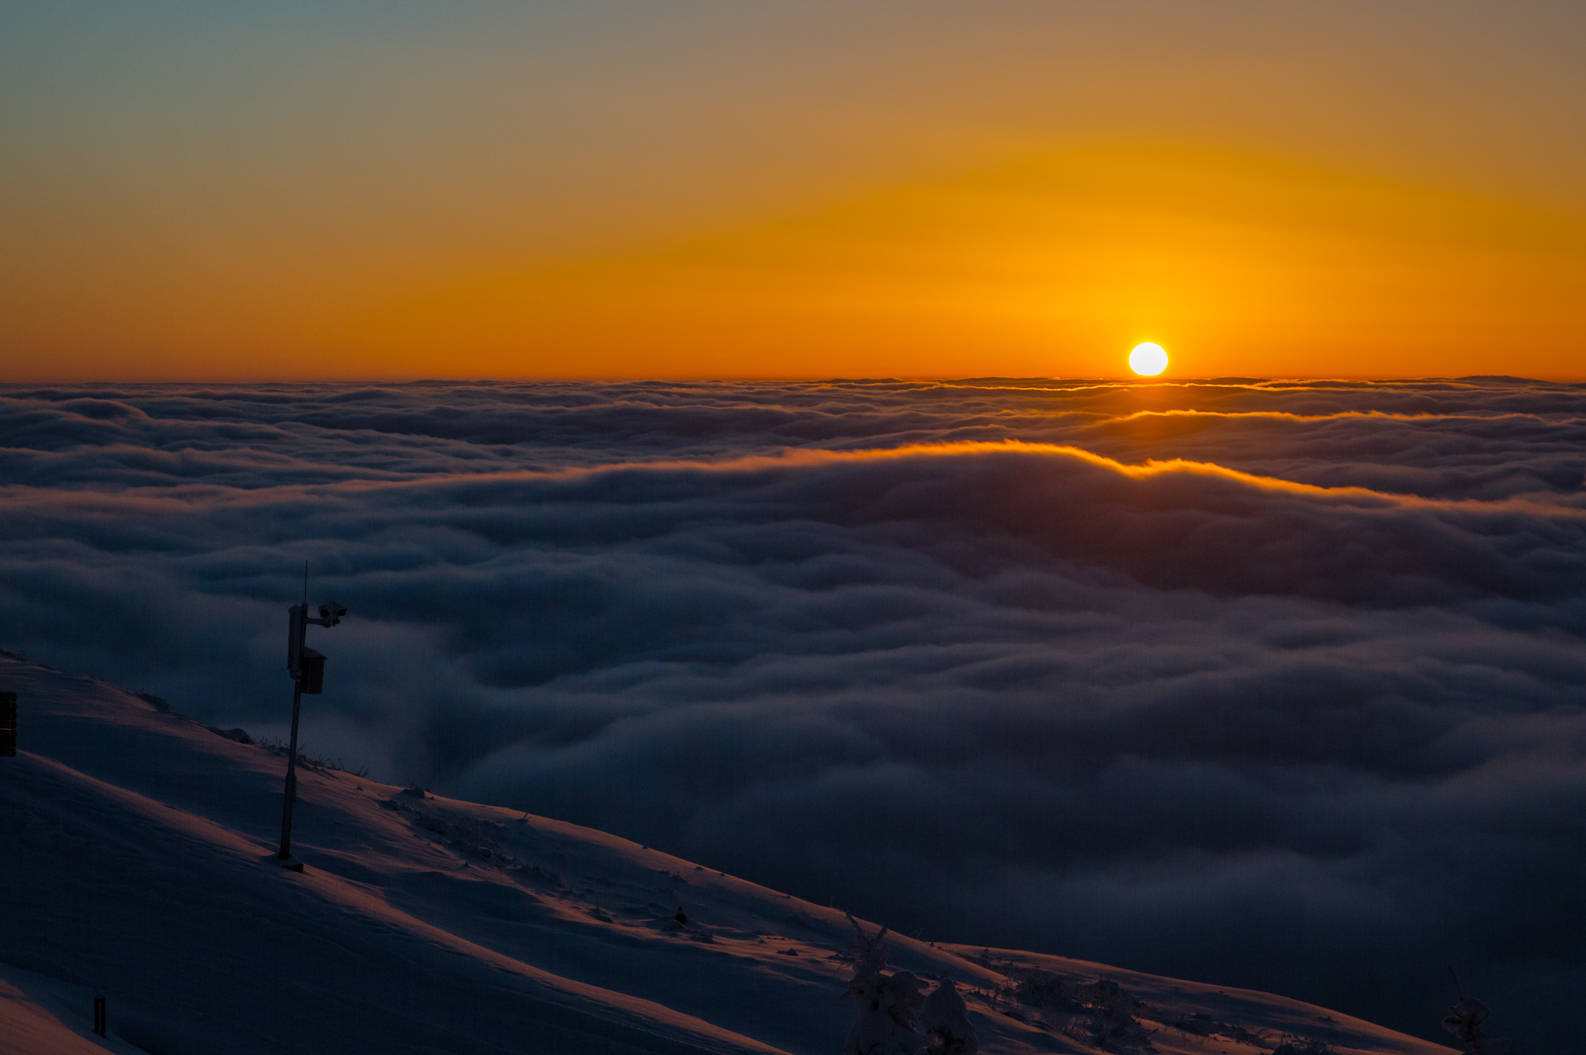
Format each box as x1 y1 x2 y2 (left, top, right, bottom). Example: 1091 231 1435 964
3 377 1584 1050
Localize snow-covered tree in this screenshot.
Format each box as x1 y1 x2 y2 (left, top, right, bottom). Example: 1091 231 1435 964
1441 995 1491 1055
842 914 922 1055
1442 968 1508 1055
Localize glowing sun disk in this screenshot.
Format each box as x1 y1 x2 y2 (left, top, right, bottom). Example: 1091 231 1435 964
1130 342 1169 376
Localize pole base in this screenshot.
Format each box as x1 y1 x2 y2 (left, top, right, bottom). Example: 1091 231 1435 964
275 854 305 872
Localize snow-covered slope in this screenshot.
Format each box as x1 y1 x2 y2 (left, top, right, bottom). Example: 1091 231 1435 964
0 657 1454 1055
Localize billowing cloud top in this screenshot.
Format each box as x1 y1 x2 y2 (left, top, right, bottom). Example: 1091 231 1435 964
2 377 1583 1050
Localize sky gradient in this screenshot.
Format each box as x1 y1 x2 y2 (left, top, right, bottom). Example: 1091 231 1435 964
5 2 1586 380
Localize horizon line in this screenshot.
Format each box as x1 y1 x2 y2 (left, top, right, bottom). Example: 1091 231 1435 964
1 373 1579 386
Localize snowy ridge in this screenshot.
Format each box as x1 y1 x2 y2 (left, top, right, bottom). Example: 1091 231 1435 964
0 657 1454 1055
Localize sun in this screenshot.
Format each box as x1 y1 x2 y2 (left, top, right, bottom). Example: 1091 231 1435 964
1129 341 1168 376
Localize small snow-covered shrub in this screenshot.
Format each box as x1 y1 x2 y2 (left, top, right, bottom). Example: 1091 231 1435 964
1265 1041 1334 1055
920 977 977 1055
1001 966 1154 1053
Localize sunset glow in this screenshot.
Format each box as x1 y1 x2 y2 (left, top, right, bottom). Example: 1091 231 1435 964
4 5 1586 381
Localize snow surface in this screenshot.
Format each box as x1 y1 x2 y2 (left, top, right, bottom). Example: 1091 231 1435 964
0 658 1455 1055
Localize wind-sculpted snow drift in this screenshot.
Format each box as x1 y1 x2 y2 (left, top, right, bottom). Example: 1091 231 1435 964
1 377 1581 1050
0 657 1455 1054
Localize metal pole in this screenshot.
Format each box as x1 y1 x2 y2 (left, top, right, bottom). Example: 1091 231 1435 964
277 679 304 860
278 585 308 862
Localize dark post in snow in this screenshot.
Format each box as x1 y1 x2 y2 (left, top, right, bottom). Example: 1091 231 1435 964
93 995 106 1037
0 691 16 757
277 569 346 866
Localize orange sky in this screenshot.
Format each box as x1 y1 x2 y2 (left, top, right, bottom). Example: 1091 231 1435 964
4 3 1585 380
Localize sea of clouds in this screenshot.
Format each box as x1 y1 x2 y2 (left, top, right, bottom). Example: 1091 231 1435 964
3 377 1584 1049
